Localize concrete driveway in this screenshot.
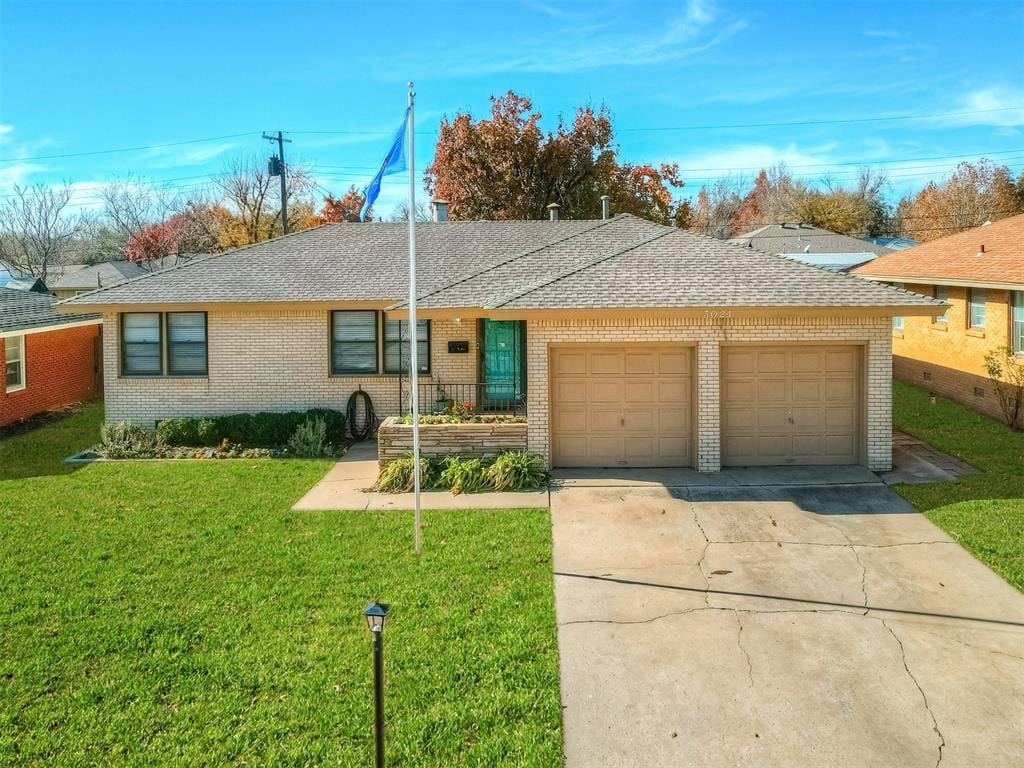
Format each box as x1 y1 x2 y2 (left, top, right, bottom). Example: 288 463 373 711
551 468 1024 768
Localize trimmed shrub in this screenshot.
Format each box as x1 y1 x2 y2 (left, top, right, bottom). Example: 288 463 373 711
156 417 218 447
485 451 548 491
155 409 348 448
376 455 432 493
98 421 157 459
438 456 488 495
286 417 334 458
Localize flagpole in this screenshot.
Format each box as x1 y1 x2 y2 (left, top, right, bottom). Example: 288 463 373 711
407 82 423 555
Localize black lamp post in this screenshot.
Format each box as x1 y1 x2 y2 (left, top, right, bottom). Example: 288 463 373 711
363 602 390 768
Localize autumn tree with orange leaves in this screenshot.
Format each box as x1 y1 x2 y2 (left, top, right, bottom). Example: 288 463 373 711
318 186 370 223
425 91 684 224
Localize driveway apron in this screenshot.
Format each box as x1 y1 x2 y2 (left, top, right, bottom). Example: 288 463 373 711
551 476 1024 768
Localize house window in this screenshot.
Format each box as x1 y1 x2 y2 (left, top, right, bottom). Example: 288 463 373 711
384 319 430 374
120 312 208 377
1013 291 1024 355
892 282 904 331
167 312 208 376
5 334 25 392
967 287 986 329
332 310 379 374
933 286 949 324
121 313 163 375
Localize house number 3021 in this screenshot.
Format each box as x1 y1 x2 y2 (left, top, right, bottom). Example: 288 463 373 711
704 310 733 320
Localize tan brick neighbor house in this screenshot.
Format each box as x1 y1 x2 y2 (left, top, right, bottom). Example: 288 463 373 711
60 211 942 472
853 214 1024 427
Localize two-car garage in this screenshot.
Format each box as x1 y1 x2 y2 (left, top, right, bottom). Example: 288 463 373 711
550 343 863 469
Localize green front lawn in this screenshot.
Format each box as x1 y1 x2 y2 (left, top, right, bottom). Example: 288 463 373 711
893 380 1024 591
0 405 561 766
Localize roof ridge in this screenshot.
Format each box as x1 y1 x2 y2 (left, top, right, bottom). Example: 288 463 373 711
387 216 629 309
59 222 335 306
488 228 677 309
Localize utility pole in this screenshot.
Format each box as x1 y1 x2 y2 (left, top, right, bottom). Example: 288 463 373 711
263 131 292 235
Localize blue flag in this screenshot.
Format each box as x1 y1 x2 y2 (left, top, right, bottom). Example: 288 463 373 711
360 109 409 221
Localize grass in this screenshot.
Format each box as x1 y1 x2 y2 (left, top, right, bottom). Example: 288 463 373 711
0 405 561 766
892 380 1024 591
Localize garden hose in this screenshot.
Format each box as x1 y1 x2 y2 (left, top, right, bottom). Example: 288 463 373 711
346 389 378 442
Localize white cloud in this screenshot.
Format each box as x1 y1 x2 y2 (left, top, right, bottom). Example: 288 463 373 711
672 142 839 182
950 87 1024 127
0 125 14 146
863 27 899 39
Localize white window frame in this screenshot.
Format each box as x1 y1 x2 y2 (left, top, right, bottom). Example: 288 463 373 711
967 287 986 329
933 286 949 325
5 334 26 393
1013 291 1024 356
892 282 905 332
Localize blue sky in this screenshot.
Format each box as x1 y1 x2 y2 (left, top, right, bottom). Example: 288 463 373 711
1 0 1022 217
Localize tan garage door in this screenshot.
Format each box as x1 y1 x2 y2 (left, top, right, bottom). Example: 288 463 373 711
721 345 861 466
551 346 692 467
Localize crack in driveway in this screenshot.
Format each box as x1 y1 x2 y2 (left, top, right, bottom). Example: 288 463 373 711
882 619 947 767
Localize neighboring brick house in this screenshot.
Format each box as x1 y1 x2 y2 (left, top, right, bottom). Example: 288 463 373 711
1 286 102 428
61 210 942 471
853 214 1024 427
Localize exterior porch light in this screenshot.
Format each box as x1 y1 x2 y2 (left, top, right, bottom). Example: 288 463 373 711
363 602 390 767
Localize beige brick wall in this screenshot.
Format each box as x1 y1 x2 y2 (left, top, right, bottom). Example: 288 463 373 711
526 315 893 472
101 310 479 428
377 416 527 465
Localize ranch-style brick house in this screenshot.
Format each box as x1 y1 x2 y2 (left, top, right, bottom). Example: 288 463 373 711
61 210 944 471
853 213 1024 427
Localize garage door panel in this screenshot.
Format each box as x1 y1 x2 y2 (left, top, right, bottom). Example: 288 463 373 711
724 379 756 401
591 381 622 402
552 346 692 468
722 345 860 467
623 380 654 402
591 352 623 375
791 351 824 373
554 351 587 375
757 351 787 373
826 350 857 372
757 379 787 401
555 409 589 431
659 351 690 374
555 380 587 403
590 409 622 431
826 378 856 401
624 352 656 375
792 379 823 401
658 408 689 432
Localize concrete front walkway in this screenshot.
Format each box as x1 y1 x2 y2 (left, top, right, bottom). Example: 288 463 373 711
551 475 1024 768
292 441 548 510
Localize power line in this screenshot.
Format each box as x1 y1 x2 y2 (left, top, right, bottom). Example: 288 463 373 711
0 132 261 163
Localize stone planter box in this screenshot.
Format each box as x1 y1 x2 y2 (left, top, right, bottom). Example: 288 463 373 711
377 417 528 467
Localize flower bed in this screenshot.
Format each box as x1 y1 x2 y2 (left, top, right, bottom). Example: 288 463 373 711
377 416 528 466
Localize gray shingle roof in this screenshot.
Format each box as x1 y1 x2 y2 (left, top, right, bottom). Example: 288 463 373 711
1 288 99 335
62 214 940 312
729 223 894 257
50 260 149 291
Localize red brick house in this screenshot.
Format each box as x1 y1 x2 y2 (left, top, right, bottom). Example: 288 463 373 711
1 284 102 428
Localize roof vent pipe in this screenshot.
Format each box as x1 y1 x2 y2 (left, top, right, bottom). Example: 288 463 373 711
600 195 610 220
431 199 448 222
547 202 560 222
977 243 985 257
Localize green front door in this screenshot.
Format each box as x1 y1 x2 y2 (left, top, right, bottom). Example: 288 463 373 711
482 320 524 409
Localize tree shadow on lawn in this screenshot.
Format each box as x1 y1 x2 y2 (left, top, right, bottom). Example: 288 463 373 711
0 401 102 481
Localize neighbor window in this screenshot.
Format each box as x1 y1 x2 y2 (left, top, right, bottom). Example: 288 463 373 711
167 312 208 376
332 311 379 374
120 312 207 377
5 335 25 392
933 286 949 324
968 287 986 329
1013 291 1024 355
384 319 430 374
892 282 905 331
